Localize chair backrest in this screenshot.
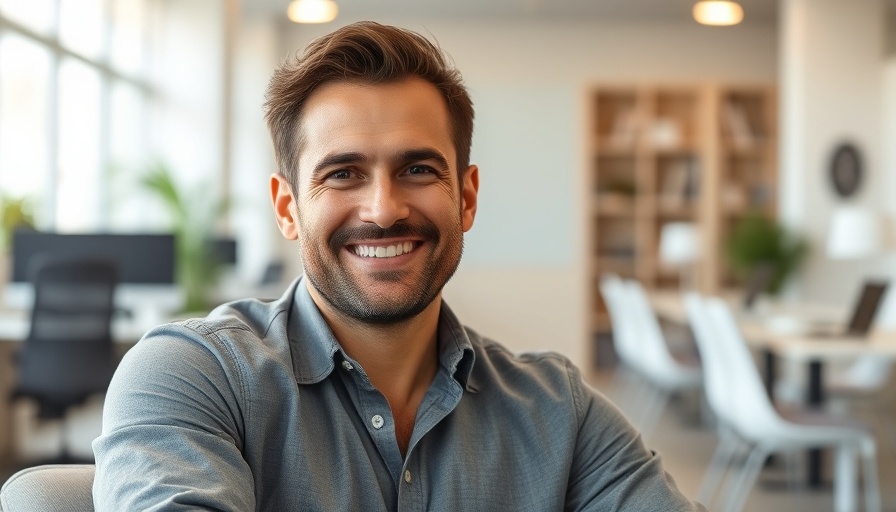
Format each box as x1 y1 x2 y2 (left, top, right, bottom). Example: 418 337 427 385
0 464 95 512
684 293 733 425
622 279 690 383
598 274 642 370
16 258 119 417
702 296 783 437
836 354 892 390
27 257 117 343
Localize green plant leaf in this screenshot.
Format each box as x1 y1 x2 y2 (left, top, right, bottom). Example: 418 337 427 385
725 213 809 294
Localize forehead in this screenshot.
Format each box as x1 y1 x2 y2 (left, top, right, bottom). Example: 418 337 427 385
296 78 456 170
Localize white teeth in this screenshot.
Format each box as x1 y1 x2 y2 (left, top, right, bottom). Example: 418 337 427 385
354 242 415 258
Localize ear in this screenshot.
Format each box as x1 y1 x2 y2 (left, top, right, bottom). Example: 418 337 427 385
460 165 479 232
271 173 299 240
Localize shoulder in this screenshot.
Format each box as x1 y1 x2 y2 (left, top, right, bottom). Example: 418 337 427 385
462 327 612 422
130 295 292 372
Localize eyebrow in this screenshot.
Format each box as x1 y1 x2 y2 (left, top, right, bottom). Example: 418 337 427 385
311 148 451 177
311 152 368 177
398 149 450 171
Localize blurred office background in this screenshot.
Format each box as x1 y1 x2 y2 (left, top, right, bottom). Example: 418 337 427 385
3 0 896 509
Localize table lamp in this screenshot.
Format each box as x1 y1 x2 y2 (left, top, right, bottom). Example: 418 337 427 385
826 205 881 260
659 222 700 290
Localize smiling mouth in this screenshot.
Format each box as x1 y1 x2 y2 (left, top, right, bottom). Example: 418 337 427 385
352 241 417 258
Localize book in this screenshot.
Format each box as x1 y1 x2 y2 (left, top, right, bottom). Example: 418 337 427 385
660 159 692 208
723 102 754 149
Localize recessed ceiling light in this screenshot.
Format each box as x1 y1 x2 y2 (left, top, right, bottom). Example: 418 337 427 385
693 1 744 26
287 0 338 24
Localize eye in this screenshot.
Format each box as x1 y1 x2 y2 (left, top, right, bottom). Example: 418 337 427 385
406 165 436 176
326 169 354 180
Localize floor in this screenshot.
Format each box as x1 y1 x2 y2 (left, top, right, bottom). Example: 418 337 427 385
588 368 896 511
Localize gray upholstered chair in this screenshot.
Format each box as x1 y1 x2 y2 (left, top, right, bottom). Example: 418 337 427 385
0 464 94 512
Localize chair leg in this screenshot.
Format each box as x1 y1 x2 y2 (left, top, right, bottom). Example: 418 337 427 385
638 388 670 440
860 444 881 512
723 446 767 512
833 445 858 512
624 376 656 429
609 365 641 413
697 428 740 507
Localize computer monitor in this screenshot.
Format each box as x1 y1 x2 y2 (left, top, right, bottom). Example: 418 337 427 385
208 237 238 267
5 231 182 318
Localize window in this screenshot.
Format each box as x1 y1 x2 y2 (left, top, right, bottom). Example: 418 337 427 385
0 0 154 231
0 33 51 203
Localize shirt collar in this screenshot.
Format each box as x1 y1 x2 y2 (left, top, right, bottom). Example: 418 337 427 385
286 277 341 384
285 276 476 389
436 301 477 391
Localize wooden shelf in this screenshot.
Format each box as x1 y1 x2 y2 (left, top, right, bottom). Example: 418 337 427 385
587 83 777 342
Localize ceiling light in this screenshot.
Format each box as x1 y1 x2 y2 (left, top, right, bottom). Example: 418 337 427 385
287 0 338 24
692 1 744 26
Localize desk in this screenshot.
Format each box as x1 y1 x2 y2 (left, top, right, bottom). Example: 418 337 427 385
649 290 896 487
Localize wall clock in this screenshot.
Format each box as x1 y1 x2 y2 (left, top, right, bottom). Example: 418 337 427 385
829 142 862 198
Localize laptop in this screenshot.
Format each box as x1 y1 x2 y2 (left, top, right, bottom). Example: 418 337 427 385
811 280 889 338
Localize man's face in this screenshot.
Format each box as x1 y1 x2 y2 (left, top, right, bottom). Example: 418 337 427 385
271 78 478 324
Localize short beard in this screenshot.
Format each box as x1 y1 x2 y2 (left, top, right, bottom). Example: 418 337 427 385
299 216 464 325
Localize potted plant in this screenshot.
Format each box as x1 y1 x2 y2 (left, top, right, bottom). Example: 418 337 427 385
141 163 230 313
725 213 809 295
0 194 36 252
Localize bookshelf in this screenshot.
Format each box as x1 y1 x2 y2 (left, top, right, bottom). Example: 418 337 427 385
587 83 777 332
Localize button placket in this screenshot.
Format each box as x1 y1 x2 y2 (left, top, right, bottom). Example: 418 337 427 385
371 414 384 429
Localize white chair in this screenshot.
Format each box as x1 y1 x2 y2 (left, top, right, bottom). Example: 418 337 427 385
600 275 702 438
685 293 880 512
599 274 651 415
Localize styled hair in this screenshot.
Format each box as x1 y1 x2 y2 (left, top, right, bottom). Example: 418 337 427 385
264 21 474 189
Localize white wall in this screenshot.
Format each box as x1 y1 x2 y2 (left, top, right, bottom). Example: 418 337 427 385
779 0 894 314
272 18 778 370
230 14 283 285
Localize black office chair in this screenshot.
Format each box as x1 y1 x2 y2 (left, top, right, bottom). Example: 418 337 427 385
11 257 119 463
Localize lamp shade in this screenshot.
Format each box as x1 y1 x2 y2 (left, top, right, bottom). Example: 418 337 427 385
659 222 700 266
826 205 881 259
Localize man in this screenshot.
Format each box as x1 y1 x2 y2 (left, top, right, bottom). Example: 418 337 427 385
93 21 705 511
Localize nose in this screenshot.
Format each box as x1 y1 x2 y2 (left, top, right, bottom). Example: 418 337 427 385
358 174 410 228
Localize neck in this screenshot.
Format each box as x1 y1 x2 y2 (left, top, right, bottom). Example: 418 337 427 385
306 280 441 411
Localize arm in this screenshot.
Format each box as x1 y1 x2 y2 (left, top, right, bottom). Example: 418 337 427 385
563 364 706 512
92 323 255 511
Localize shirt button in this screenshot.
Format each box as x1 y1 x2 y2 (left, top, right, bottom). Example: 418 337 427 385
371 415 384 429
404 470 412 484
341 361 354 371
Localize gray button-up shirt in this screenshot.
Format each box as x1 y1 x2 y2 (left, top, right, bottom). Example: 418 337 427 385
93 277 704 511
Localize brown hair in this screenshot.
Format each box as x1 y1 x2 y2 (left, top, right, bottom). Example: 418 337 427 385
264 21 474 189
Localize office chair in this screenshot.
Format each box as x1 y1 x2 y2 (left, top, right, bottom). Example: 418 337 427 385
0 464 95 512
11 258 119 463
